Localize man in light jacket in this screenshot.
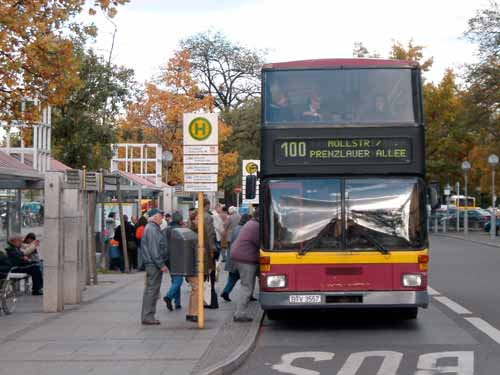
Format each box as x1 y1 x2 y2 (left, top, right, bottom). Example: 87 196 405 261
140 208 168 325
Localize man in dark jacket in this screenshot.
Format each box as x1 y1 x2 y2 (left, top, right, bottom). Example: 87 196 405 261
163 211 184 311
230 209 260 322
140 209 168 325
203 198 219 309
5 234 43 295
114 214 138 271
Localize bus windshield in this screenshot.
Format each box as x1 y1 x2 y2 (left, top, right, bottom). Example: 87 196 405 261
262 177 426 251
264 68 417 124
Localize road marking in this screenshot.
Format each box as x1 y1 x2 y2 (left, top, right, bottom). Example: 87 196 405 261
415 351 474 375
465 317 500 345
271 351 474 374
434 296 472 315
427 286 440 296
337 351 402 375
272 352 334 375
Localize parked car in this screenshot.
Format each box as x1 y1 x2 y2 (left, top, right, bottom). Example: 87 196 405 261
444 208 491 230
484 221 500 235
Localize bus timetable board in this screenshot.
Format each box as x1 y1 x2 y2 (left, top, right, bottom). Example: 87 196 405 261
275 137 411 165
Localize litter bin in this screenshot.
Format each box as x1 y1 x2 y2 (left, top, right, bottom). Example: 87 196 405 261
168 227 197 276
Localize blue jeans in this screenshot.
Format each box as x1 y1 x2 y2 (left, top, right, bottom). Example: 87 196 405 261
165 275 183 307
223 271 240 296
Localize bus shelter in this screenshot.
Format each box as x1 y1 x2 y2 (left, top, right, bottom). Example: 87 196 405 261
0 152 44 248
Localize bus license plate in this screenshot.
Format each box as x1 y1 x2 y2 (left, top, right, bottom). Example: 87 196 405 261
289 295 322 304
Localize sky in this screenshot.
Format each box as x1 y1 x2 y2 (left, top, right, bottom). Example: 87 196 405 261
87 0 486 85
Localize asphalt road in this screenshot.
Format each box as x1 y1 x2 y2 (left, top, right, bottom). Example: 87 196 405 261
234 236 500 375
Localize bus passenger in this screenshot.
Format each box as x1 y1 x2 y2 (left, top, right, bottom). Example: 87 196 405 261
268 84 293 122
301 94 322 122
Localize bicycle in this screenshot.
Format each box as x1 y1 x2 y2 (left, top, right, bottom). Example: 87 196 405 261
0 266 30 315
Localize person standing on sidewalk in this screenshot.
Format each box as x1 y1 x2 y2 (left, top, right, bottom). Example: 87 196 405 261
140 208 169 325
163 211 184 311
221 213 252 302
203 198 219 309
231 209 260 322
185 209 211 323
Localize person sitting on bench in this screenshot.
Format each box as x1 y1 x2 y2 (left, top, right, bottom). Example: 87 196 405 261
5 234 43 295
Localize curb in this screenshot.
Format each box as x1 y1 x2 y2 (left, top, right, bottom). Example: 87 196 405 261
434 233 500 249
199 309 265 375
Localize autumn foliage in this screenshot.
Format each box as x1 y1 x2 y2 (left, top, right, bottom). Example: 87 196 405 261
0 0 128 121
119 50 238 187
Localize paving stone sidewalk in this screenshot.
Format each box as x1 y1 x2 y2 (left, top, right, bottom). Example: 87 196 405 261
433 231 500 248
0 271 262 375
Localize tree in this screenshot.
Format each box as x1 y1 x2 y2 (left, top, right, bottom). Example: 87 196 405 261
462 1 500 197
119 50 238 186
352 42 380 58
179 31 266 112
389 39 434 71
221 97 261 202
51 47 136 170
0 0 128 121
423 70 472 185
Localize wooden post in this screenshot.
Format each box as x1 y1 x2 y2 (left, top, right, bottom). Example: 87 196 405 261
116 176 130 272
197 192 205 329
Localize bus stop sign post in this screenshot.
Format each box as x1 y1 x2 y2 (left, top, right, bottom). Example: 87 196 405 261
197 192 205 329
183 113 219 329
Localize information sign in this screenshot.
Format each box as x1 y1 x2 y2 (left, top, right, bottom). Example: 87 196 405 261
184 174 218 183
242 159 260 205
184 164 219 174
184 183 218 192
275 138 412 165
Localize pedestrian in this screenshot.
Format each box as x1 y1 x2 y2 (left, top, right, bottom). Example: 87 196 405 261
135 216 148 248
221 213 252 302
140 208 169 325
114 214 138 270
21 232 41 263
102 217 116 270
212 203 226 259
203 198 219 309
185 209 210 323
231 209 260 322
5 234 44 295
163 211 184 311
224 206 241 255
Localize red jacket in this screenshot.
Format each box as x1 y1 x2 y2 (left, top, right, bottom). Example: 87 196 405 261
230 219 260 265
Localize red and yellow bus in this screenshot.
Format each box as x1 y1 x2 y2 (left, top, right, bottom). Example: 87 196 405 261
250 59 438 320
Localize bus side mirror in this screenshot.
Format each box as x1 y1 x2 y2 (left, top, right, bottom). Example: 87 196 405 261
245 175 257 200
428 182 441 210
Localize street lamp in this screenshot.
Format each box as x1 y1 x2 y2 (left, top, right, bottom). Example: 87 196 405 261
488 154 499 240
455 181 460 232
461 161 471 236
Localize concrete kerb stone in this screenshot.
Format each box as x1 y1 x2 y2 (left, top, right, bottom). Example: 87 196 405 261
434 233 500 249
196 309 264 375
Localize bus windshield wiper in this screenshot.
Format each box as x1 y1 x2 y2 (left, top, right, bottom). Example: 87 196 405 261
299 217 337 255
356 229 390 255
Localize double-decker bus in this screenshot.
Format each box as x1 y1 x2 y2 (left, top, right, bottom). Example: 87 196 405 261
249 58 439 320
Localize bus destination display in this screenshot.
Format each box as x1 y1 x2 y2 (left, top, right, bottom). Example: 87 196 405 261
275 138 411 165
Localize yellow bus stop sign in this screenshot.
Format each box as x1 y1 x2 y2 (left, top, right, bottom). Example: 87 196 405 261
245 162 258 174
189 117 212 141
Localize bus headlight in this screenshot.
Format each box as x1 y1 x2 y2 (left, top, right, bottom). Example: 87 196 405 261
266 275 287 288
402 274 422 287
